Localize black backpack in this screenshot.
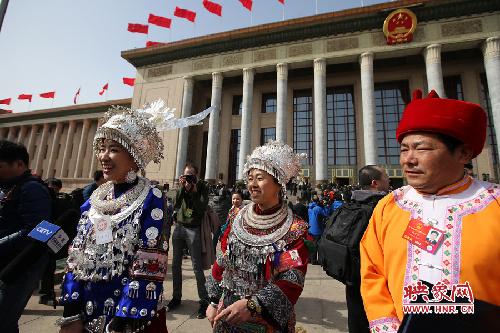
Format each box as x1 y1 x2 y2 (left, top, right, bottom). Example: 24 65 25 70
8 177 81 260
318 200 375 286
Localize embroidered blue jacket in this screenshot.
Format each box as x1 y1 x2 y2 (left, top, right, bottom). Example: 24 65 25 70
60 185 172 326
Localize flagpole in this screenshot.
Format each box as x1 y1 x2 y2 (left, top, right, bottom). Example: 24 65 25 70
316 0 318 14
146 25 149 44
283 3 285 21
78 86 81 104
52 90 55 108
105 81 109 101
169 27 171 42
194 21 196 37
250 10 252 26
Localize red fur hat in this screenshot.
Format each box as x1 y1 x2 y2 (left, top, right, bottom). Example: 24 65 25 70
396 90 487 158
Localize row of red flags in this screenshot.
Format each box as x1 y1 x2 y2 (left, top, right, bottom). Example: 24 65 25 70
128 0 285 36
0 78 136 111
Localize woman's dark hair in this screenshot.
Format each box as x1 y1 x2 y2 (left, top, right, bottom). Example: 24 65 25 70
0 140 29 166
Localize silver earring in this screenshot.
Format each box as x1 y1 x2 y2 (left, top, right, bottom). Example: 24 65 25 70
125 168 137 183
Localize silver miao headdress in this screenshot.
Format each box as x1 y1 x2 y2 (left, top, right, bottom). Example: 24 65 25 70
93 99 214 172
243 140 306 194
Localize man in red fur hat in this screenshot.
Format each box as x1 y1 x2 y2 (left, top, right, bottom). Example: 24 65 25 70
360 90 500 332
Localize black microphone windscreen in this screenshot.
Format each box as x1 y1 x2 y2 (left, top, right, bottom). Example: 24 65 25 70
0 209 81 287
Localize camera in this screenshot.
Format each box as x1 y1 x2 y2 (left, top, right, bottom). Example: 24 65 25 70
185 174 197 184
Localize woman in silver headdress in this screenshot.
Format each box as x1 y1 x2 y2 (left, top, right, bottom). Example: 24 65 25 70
57 101 213 333
206 140 310 332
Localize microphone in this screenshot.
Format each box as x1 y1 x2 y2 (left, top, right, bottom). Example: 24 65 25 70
0 209 80 290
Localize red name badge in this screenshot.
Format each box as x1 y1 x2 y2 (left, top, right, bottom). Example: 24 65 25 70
276 249 303 273
403 218 444 254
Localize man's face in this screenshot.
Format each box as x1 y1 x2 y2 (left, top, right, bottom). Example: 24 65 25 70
429 233 438 241
0 160 25 180
184 166 198 180
400 132 468 194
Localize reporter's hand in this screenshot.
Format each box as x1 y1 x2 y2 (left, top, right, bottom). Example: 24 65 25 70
59 319 84 333
213 299 252 327
207 304 218 326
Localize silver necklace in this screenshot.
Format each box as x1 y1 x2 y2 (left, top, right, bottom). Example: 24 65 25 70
230 202 293 247
90 177 149 215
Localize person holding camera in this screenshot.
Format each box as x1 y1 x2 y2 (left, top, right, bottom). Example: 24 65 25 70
167 164 210 319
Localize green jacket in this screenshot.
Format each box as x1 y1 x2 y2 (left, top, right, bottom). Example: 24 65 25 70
173 179 209 227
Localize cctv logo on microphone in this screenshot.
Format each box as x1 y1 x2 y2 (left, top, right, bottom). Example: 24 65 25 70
28 220 69 253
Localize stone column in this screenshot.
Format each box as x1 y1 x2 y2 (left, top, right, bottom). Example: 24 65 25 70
174 76 194 185
74 119 92 178
27 124 39 166
60 120 77 178
6 127 16 141
360 52 378 165
313 58 327 185
89 118 103 178
482 37 500 159
237 68 255 181
423 44 445 97
17 125 28 145
205 72 223 184
276 63 288 143
46 122 63 179
34 123 51 176
0 128 7 140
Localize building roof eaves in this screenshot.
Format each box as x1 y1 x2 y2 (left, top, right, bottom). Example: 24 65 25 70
121 0 499 68
0 98 132 125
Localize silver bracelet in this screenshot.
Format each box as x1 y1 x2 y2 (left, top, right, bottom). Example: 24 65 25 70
210 301 218 308
54 313 84 327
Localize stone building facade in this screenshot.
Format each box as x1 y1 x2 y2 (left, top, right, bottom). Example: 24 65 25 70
0 100 131 191
1 0 500 189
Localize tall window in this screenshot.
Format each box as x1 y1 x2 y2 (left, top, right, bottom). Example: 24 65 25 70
227 129 241 186
480 73 497 164
261 127 276 145
443 75 464 100
326 85 356 165
232 95 242 115
262 92 277 113
293 89 313 165
375 80 411 165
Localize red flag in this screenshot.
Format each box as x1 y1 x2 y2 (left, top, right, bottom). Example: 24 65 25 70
148 14 171 28
146 41 163 47
127 23 149 34
239 0 253 11
3 110 13 113
99 83 108 96
74 88 81 104
18 94 32 102
123 78 135 86
278 0 284 3
174 7 196 23
40 91 55 99
203 0 222 16
0 98 11 105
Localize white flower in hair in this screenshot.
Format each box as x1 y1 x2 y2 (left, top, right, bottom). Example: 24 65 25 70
140 98 215 132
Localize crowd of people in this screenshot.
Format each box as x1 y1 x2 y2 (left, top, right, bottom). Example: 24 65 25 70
1 89 499 333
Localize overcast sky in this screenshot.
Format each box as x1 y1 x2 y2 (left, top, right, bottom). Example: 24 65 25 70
0 0 389 113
